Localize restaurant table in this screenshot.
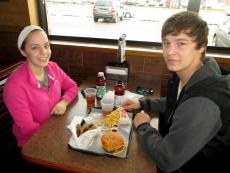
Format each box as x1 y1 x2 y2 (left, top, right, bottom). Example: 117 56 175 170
22 75 161 173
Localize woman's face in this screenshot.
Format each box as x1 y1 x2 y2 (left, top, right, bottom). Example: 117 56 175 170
20 30 51 68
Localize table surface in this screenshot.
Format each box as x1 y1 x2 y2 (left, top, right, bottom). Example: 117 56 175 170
22 75 161 173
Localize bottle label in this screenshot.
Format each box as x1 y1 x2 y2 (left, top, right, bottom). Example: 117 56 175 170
96 86 106 99
114 95 124 108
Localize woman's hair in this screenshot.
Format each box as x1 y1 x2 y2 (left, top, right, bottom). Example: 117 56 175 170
20 29 42 50
161 11 209 59
18 25 44 50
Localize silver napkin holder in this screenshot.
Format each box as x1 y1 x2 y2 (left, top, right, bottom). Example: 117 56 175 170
105 62 129 81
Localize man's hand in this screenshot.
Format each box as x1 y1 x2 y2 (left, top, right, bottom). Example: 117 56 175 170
51 99 69 115
122 99 141 111
134 110 150 128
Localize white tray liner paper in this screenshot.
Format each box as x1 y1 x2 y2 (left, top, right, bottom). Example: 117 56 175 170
67 108 133 158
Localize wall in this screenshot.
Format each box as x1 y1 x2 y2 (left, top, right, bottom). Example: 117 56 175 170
0 0 40 66
50 43 168 84
0 0 39 32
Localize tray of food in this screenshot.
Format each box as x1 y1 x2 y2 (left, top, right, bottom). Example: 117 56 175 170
67 107 133 158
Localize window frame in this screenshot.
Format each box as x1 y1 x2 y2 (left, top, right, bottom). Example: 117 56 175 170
37 0 230 54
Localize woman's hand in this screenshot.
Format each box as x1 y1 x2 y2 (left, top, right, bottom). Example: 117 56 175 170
51 99 69 115
122 99 141 111
134 110 150 128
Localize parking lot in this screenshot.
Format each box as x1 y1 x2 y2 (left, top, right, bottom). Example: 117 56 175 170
46 2 226 45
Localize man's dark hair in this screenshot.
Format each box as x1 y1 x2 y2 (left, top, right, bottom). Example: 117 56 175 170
161 11 209 57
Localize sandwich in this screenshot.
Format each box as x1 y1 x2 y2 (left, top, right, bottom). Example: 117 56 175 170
101 132 125 153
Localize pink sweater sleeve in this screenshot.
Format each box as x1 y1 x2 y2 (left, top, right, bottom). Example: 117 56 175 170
3 80 40 140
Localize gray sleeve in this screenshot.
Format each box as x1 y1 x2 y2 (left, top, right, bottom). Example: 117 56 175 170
139 97 166 113
137 97 222 172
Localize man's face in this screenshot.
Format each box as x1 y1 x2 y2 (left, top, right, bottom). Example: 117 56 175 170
162 32 204 74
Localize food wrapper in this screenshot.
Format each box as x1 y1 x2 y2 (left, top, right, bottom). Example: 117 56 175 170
103 90 143 101
124 90 143 100
119 108 131 125
120 116 131 125
67 116 102 150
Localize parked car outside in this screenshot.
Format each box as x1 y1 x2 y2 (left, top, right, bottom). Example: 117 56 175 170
46 0 72 3
93 0 124 23
127 0 138 5
148 0 160 6
156 0 166 7
137 0 148 6
225 8 230 16
203 0 224 9
180 0 188 8
213 17 230 47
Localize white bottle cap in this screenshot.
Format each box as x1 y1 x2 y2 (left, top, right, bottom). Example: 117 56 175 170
98 72 104 77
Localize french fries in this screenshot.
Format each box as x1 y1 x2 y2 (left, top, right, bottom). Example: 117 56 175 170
96 107 125 128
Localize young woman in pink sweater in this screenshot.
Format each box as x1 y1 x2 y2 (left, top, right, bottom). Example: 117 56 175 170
3 25 78 147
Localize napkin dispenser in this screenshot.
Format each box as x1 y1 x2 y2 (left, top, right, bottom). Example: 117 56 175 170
105 34 129 81
105 61 129 81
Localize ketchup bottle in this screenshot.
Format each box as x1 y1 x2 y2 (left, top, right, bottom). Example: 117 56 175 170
114 80 125 108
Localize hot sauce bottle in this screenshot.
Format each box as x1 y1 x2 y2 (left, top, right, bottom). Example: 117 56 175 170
114 80 125 108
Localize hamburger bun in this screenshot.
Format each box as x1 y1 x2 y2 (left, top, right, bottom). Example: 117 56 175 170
101 132 125 153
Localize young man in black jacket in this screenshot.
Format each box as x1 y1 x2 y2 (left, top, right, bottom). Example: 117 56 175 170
123 11 230 173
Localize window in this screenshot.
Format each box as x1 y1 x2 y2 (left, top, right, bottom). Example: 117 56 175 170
38 0 230 52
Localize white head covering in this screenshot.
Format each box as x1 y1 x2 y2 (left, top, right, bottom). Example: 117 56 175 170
17 25 44 50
